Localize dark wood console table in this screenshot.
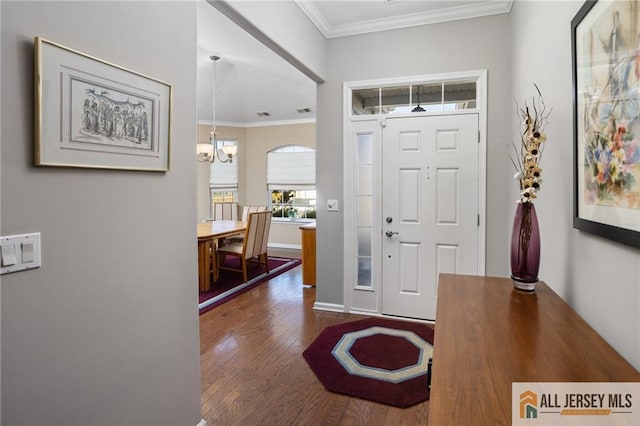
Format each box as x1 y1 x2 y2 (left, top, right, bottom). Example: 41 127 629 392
428 274 640 425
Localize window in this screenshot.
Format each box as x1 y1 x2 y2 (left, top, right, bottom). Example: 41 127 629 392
352 80 477 116
267 145 316 220
356 132 373 287
211 190 236 203
209 139 238 214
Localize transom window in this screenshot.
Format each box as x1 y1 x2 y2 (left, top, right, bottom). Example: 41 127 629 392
352 80 477 116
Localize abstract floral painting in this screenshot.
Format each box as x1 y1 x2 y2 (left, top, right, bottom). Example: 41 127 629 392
573 0 640 247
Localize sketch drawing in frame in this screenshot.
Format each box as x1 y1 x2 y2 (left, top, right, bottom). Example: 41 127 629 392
34 37 172 171
572 0 640 248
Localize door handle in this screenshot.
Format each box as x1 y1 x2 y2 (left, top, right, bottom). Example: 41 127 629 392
385 231 399 238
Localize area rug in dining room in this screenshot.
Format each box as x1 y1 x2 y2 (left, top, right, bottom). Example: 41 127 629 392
198 256 301 315
303 317 434 408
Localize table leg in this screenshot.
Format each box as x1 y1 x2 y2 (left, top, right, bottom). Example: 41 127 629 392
198 239 213 292
212 239 219 283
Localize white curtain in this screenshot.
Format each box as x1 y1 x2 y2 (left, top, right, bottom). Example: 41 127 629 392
210 149 238 190
267 151 315 185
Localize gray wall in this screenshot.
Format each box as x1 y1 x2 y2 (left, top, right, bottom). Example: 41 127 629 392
511 0 640 369
1 1 202 424
316 14 513 305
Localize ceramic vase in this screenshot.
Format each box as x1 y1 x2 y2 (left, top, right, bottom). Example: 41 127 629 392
510 202 540 292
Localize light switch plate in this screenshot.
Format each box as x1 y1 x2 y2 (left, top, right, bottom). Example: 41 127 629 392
327 199 339 212
1 233 41 275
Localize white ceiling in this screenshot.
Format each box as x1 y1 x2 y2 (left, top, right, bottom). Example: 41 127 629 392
197 0 513 126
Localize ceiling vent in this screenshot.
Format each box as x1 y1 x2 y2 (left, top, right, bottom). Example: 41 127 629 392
256 112 270 117
296 107 312 114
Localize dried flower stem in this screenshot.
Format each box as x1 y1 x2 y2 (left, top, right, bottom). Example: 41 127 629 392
511 84 551 203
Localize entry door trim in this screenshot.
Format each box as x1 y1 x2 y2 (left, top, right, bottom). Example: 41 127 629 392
342 69 487 316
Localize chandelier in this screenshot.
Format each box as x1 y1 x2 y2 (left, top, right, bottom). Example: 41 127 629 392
197 55 237 163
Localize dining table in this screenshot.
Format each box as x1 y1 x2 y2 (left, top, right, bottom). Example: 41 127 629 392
197 220 246 292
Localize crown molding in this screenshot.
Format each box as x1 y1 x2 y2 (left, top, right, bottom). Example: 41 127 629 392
295 0 513 39
295 0 333 38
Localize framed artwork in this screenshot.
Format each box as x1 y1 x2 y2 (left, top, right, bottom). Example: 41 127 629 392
572 0 640 248
34 37 172 171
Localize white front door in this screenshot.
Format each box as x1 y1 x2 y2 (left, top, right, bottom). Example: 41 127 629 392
381 113 479 320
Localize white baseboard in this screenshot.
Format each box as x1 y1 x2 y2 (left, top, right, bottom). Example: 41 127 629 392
313 302 344 312
197 419 207 426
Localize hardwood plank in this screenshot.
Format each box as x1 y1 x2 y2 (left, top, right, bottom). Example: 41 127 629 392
200 265 430 424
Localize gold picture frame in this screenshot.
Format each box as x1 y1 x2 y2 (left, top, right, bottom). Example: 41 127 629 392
34 37 172 171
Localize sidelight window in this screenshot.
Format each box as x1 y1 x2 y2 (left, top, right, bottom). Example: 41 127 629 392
356 133 373 288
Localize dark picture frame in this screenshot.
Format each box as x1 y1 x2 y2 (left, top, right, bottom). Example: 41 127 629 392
572 0 640 248
34 37 172 172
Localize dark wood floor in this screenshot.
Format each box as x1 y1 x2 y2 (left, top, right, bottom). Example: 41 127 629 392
199 261 430 425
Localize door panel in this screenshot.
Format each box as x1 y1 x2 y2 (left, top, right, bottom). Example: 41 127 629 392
382 114 479 320
436 168 458 224
399 242 420 294
399 169 421 222
437 244 458 277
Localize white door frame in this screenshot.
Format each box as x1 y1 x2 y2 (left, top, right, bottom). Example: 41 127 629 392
342 69 488 316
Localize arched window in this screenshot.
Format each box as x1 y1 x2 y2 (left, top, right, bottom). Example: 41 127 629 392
267 145 316 220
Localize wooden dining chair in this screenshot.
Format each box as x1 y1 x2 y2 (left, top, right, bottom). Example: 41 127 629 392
241 205 267 222
228 206 268 244
213 202 238 221
217 211 272 282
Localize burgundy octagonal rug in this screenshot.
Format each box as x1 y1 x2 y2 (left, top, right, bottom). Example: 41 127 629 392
303 317 434 408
